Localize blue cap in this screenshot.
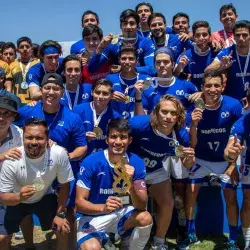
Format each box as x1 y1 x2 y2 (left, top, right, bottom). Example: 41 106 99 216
155 47 176 63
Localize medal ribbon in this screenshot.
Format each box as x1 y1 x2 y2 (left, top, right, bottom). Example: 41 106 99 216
223 30 235 47
25 149 49 177
119 73 139 94
235 46 250 87
20 59 32 81
91 102 108 127
64 84 80 110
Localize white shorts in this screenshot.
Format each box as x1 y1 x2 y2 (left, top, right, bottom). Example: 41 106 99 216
146 166 170 185
76 206 135 248
0 203 7 235
241 164 250 188
169 156 189 180
188 158 233 188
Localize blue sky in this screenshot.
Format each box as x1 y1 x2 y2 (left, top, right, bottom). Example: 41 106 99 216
1 0 249 44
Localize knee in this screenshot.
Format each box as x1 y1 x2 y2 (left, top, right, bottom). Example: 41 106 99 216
160 196 174 211
243 196 250 209
136 211 153 227
224 191 237 207
80 241 102 250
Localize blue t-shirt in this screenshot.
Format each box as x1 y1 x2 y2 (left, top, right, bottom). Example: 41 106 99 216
129 115 190 173
176 47 218 90
151 34 194 59
142 77 197 113
76 150 146 217
88 35 155 76
60 83 92 109
70 40 86 54
216 44 250 101
230 113 250 165
192 95 242 162
73 102 121 155
106 73 150 119
27 60 63 88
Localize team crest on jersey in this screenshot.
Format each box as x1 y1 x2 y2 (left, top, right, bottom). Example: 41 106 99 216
80 166 85 175
221 111 230 118
29 74 32 80
82 93 89 100
47 159 53 166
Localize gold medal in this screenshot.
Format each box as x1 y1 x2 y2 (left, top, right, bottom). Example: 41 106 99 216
125 95 130 103
33 176 45 192
93 126 103 138
195 98 205 110
175 145 184 158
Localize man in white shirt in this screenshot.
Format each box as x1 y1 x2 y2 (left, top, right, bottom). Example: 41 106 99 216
0 117 74 250
0 95 22 250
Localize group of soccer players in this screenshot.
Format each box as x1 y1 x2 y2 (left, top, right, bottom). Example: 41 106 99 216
0 2 250 250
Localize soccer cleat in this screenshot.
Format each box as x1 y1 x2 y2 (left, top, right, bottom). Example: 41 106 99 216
151 243 168 250
224 240 240 250
177 233 200 250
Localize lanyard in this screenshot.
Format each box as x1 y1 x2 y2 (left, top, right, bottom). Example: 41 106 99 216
25 149 49 177
154 129 179 146
20 59 32 81
235 46 250 86
223 30 235 47
91 102 108 127
151 77 175 88
42 105 61 130
138 27 151 38
119 73 139 94
64 84 80 110
42 63 59 74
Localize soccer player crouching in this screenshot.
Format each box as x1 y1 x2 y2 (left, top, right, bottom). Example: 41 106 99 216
75 118 153 250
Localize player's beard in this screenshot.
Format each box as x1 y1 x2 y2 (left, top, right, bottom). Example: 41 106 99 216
26 144 46 159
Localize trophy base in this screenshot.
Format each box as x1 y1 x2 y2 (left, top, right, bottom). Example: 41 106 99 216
119 195 131 205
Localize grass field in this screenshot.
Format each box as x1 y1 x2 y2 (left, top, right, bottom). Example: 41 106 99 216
11 227 246 250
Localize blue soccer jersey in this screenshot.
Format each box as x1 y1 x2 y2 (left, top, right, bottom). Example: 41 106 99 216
176 47 218 90
136 29 151 38
15 102 87 153
27 60 63 88
70 40 86 54
152 34 194 59
73 102 121 155
215 44 250 101
230 113 250 165
129 115 190 173
193 95 242 161
88 35 155 76
76 150 146 217
60 83 92 109
106 73 150 119
142 77 197 114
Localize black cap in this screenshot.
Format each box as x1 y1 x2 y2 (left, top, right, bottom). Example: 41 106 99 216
41 73 64 88
0 95 18 113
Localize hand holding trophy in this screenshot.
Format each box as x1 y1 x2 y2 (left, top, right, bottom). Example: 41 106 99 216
112 156 132 205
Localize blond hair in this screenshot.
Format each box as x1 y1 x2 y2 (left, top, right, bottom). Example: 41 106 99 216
150 94 186 130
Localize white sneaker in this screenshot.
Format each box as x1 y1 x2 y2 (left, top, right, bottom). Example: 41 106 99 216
14 230 24 240
151 243 168 250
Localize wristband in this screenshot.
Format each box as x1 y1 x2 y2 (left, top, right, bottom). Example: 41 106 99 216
135 99 142 103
